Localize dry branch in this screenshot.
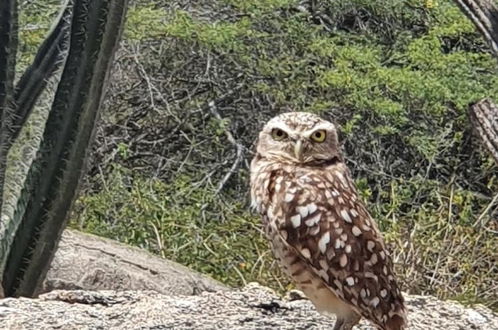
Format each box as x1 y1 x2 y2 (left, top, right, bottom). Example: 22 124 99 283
469 99 498 164
469 99 498 223
204 85 246 194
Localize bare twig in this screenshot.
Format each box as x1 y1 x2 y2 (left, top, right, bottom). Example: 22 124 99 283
151 222 165 259
130 44 182 124
473 191 498 227
204 86 246 194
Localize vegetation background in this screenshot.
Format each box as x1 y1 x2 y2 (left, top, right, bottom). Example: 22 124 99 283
18 0 498 310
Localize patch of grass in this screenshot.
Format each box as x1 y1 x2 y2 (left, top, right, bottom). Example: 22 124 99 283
72 166 287 289
125 4 169 40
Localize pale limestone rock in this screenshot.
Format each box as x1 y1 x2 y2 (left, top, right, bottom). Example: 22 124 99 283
0 283 496 329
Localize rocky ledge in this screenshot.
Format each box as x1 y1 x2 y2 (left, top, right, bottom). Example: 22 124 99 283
0 283 497 329
1 230 496 329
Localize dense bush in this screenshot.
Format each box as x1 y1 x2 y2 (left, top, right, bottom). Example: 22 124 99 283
20 0 497 308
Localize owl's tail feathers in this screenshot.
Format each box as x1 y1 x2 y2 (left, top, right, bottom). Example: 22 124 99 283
385 312 407 330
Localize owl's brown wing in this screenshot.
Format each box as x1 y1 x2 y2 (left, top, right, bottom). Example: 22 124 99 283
269 162 406 329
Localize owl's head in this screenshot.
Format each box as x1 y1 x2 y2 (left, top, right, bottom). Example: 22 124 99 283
256 112 341 165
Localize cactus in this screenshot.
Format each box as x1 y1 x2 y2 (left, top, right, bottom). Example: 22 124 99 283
0 0 128 297
0 0 18 213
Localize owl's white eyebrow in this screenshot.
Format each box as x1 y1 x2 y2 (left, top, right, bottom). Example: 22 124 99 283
302 123 333 136
269 123 292 133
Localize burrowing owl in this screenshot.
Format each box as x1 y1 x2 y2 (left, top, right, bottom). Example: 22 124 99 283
250 112 407 330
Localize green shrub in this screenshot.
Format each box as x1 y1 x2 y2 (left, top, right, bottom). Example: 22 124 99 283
73 165 286 288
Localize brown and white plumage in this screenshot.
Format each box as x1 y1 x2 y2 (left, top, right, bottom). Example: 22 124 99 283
250 112 407 330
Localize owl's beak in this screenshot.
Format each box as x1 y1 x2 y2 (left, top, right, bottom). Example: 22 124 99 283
294 140 303 161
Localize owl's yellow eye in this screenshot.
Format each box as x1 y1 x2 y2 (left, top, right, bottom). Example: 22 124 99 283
310 130 327 142
271 128 288 141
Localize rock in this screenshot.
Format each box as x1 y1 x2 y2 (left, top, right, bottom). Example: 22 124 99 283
1 283 496 329
42 230 227 296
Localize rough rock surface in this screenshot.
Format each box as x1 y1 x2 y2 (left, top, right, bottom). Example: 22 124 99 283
42 230 226 295
1 283 496 330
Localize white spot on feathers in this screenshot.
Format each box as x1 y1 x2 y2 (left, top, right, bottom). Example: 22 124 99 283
318 232 330 253
340 209 352 223
334 240 340 249
336 172 348 185
296 206 309 218
307 203 318 214
368 253 378 265
284 193 294 202
301 248 311 259
305 213 322 227
290 214 301 228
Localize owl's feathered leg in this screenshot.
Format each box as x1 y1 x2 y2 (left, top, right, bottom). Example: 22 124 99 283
333 312 360 330
332 318 345 330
